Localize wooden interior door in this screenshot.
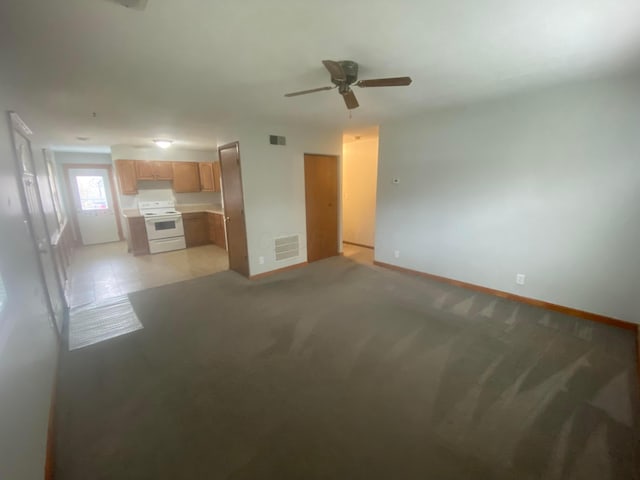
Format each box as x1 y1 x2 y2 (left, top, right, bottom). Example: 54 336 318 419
218 142 249 277
304 154 339 262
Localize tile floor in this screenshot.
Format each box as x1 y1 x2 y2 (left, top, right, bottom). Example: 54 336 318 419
68 241 370 308
68 241 229 307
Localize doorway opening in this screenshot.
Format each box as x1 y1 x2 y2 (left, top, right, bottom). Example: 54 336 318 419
9 112 66 334
341 126 379 265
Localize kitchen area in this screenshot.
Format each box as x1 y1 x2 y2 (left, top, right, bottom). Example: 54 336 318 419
57 146 231 307
116 157 228 257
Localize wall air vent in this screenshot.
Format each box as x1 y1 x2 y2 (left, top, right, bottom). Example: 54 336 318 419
269 135 286 146
275 235 299 261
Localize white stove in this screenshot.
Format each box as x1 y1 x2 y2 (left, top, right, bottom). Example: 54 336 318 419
138 201 186 254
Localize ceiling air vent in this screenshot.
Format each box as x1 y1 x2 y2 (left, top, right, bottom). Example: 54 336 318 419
275 235 299 261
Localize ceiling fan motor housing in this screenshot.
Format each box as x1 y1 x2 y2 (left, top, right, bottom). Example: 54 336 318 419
334 60 359 86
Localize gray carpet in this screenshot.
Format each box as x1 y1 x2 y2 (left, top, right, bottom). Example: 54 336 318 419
55 257 639 479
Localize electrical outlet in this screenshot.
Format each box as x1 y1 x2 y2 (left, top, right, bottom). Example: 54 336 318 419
516 273 525 285
259 256 265 265
394 250 400 259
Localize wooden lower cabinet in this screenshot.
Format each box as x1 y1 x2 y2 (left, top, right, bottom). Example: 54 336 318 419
127 217 149 256
207 212 226 249
207 213 216 244
183 212 209 247
129 211 225 256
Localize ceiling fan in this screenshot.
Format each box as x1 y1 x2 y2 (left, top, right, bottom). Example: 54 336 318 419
284 60 412 110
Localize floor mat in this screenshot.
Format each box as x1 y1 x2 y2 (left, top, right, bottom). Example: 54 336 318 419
68 294 143 351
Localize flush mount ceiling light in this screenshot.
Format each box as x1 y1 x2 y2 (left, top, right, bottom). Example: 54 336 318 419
108 0 149 11
153 139 173 149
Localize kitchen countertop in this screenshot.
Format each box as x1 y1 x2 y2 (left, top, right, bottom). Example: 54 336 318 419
121 204 224 219
177 203 224 215
121 209 143 218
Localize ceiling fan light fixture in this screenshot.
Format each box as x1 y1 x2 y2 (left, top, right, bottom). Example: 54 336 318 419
153 139 173 149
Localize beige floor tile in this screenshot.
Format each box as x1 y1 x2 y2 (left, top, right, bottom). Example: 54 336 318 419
69 241 229 304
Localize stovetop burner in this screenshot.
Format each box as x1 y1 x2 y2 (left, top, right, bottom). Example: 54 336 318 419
138 201 181 218
143 210 180 216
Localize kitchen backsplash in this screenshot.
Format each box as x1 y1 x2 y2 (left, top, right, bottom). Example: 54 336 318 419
119 181 222 210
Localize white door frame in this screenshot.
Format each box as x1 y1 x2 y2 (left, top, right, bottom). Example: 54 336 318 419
8 111 66 335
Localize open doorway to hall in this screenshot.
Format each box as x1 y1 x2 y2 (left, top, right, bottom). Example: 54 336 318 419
341 126 379 265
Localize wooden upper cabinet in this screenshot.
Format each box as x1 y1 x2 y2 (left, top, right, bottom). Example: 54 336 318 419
136 160 174 180
153 161 173 180
172 162 201 192
115 160 138 195
135 161 155 180
199 163 214 192
212 162 221 192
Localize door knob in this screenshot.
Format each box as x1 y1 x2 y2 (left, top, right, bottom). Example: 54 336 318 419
225 216 231 224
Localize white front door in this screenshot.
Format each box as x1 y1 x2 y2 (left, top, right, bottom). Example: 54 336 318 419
68 168 120 245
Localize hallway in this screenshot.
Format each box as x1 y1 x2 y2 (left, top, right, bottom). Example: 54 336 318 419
342 242 374 266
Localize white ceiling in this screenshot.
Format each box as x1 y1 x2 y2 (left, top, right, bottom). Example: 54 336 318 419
1 0 639 150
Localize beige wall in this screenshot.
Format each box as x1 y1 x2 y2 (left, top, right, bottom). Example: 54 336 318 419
342 137 378 247
0 109 59 479
376 69 640 324
233 123 342 276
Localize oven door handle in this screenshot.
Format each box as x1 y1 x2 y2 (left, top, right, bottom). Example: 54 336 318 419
151 237 183 244
145 216 182 225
